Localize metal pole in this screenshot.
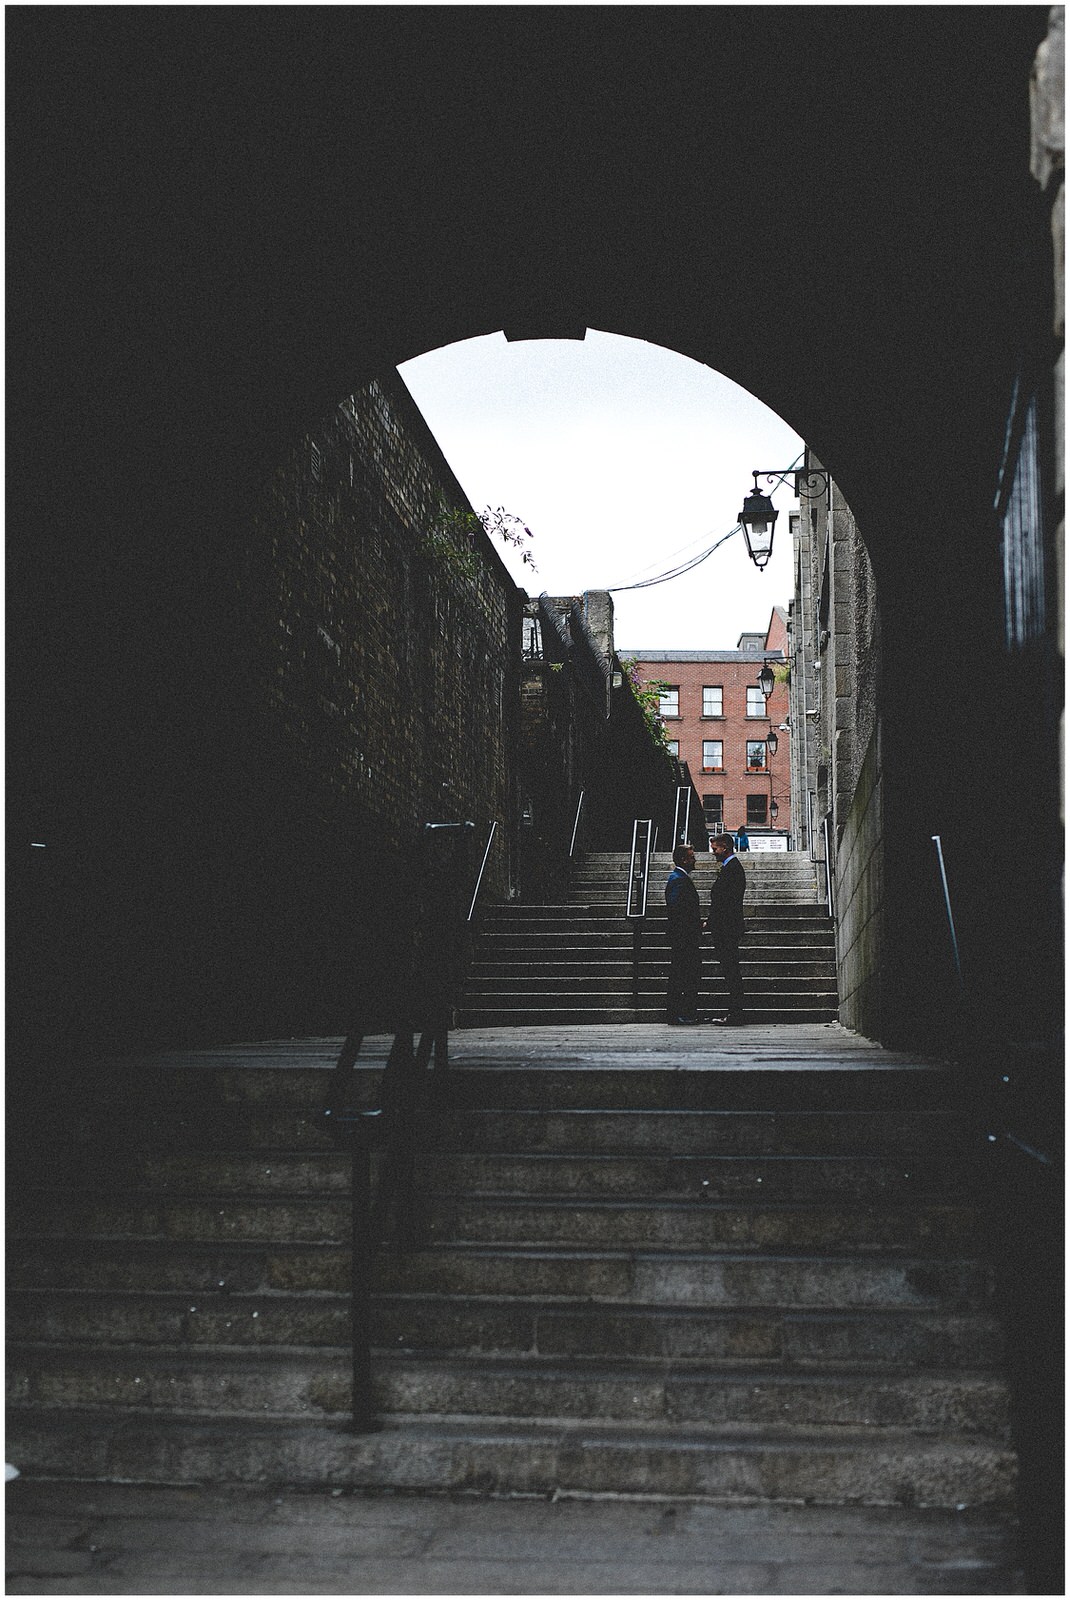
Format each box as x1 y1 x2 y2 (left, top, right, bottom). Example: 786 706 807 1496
569 791 585 859
632 920 643 1009
931 834 964 989
348 1125 381 1432
822 815 834 917
467 821 498 923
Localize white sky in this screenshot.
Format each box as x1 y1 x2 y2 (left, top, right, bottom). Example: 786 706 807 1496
398 328 803 652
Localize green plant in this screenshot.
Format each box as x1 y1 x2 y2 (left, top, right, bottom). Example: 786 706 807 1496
419 495 537 579
619 658 673 750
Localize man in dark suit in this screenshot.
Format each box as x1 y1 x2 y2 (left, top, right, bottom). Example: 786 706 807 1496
664 844 702 1024
706 831 747 1024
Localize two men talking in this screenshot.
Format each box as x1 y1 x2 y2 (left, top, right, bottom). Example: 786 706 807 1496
664 833 747 1026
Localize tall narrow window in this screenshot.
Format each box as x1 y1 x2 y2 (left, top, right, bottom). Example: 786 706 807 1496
746 686 766 718
747 740 767 771
747 793 768 827
702 740 723 772
702 686 723 717
659 686 680 718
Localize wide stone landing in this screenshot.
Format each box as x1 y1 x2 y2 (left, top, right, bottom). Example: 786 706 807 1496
6 1480 1025 1595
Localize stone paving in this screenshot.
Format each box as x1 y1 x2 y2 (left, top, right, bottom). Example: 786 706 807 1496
6 1479 1026 1595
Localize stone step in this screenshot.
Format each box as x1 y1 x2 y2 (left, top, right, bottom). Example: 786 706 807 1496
421 1108 964 1158
10 1106 964 1159
3 1411 1017 1506
458 1005 840 1026
372 1295 1006 1368
10 1191 980 1252
6 1345 1012 1435
472 968 838 987
483 915 831 928
473 955 838 971
473 935 836 951
429 1068 955 1112
422 1197 980 1252
32 1063 955 1116
6 1245 996 1313
8 1150 970 1202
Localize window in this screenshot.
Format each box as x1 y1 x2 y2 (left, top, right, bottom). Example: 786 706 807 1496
522 615 543 659
747 793 768 827
746 686 766 718
747 739 767 771
702 793 723 827
702 686 723 717
702 740 723 772
659 686 680 718
665 740 679 758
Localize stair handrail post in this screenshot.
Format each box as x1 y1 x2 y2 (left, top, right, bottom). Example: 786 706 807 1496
673 786 691 846
931 834 965 991
323 818 476 1433
347 1114 381 1433
468 821 498 924
569 791 585 860
626 819 654 1012
822 814 835 917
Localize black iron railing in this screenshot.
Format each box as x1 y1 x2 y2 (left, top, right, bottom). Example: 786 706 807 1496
323 817 496 1432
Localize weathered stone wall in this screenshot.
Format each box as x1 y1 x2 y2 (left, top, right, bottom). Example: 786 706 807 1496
517 592 681 899
835 726 884 1036
789 464 883 1035
206 370 525 1036
232 372 521 892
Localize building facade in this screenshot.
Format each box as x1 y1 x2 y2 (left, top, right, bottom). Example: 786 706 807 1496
626 611 791 848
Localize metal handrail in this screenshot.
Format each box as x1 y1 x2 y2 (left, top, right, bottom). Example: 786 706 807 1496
822 814 834 916
673 786 691 846
626 819 654 919
468 821 498 922
931 834 964 989
569 791 585 859
325 818 475 1432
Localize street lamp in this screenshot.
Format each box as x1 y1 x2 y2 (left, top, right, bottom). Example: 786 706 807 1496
738 465 831 571
766 727 779 757
737 476 778 570
758 663 776 699
770 797 780 824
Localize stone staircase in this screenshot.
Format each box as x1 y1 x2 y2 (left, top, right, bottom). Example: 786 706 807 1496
6 1035 1017 1513
461 850 837 1025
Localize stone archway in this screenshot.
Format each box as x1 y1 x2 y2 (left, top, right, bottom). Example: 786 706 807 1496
9 6 1058 1057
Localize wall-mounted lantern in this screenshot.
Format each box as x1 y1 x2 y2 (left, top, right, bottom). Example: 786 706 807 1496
738 464 831 570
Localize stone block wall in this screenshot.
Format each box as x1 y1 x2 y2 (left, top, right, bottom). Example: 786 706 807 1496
834 726 884 1036
207 370 525 1037
517 592 681 899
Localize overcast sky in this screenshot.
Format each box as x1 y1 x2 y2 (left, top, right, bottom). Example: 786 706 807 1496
398 329 803 653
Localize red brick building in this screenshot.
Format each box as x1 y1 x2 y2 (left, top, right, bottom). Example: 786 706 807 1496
625 609 791 848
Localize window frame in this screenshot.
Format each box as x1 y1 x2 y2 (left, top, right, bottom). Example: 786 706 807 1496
746 792 768 827
659 685 680 719
701 739 724 773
